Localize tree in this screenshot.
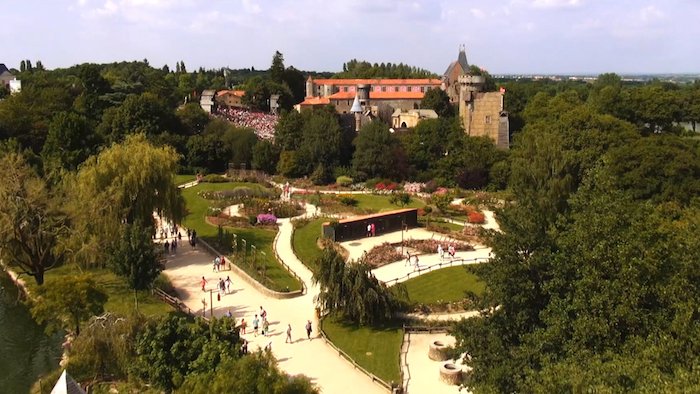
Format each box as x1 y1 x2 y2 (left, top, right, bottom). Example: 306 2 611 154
176 102 210 135
420 88 453 118
274 110 304 151
31 274 108 335
0 153 68 285
41 111 101 172
98 92 176 143
68 134 183 267
179 351 318 394
134 315 240 391
109 220 163 291
352 120 404 180
252 139 280 174
313 249 397 325
296 108 343 177
270 50 285 84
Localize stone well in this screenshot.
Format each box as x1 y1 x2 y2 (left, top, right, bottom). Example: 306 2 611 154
428 340 449 361
439 363 462 385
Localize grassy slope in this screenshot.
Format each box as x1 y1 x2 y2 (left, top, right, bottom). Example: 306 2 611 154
24 263 174 317
400 266 486 304
351 194 424 212
322 316 403 384
292 217 328 274
180 182 301 292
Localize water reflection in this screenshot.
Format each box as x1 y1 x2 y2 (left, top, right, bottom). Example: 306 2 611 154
0 272 63 394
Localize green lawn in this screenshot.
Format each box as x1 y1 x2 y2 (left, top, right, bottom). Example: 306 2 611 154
321 315 403 384
292 217 329 274
400 266 486 305
24 263 174 317
351 194 424 213
180 182 302 292
174 174 196 186
419 217 464 232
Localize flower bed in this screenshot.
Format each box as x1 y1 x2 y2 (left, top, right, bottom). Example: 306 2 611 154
467 211 486 224
403 238 474 254
256 213 278 225
363 242 405 268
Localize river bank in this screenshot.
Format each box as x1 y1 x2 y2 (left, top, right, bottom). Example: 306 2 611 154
0 270 63 394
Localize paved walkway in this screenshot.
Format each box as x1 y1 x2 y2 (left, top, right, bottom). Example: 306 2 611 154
159 182 496 393
158 208 385 393
402 333 469 394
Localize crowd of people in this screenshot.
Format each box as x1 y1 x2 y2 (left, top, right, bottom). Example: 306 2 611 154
214 107 278 140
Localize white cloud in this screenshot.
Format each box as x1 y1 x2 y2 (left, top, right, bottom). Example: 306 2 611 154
639 5 665 22
470 8 486 18
530 0 582 9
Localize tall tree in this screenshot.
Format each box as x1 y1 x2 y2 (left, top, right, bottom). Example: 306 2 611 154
420 88 453 118
31 274 108 335
270 50 285 84
41 111 101 172
109 220 163 291
352 120 405 180
68 134 183 267
0 153 68 285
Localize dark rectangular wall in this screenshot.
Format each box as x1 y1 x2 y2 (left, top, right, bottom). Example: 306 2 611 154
322 209 418 242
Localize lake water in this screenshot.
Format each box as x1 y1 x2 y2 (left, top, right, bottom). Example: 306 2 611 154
0 271 63 394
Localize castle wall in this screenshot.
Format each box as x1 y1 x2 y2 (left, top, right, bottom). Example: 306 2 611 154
468 92 509 148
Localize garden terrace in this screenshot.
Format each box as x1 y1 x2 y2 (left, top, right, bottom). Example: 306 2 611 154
180 182 302 292
322 208 418 242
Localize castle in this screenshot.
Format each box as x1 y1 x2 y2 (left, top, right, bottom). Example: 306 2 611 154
296 47 510 148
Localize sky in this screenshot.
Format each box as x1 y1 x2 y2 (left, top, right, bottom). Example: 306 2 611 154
2 0 699 75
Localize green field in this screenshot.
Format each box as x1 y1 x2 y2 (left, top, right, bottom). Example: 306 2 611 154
174 174 196 186
23 263 175 317
292 217 329 274
180 182 302 292
400 266 486 305
321 315 403 385
350 194 425 212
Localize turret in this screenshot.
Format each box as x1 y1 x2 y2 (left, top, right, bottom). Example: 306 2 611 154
305 76 314 98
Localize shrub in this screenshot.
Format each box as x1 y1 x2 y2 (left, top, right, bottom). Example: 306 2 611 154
336 175 353 186
390 192 412 207
200 174 229 183
256 213 278 225
364 243 405 268
365 178 383 189
468 211 486 224
403 182 424 193
339 195 358 206
422 180 438 193
404 238 474 253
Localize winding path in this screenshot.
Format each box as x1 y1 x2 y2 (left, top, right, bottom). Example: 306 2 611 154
162 182 495 393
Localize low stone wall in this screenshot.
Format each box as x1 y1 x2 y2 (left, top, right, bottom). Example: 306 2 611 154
197 237 304 299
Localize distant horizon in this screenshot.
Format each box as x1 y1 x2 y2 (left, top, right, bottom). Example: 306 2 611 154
2 1 698 77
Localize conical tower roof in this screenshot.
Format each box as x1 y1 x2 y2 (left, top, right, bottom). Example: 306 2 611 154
350 94 362 113
458 44 469 72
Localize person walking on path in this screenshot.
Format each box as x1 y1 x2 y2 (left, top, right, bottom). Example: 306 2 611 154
253 314 259 336
240 319 247 335
260 306 267 320
171 238 177 255
164 240 170 255
213 256 220 272
371 222 376 237
200 276 207 292
285 324 292 343
262 318 270 337
305 320 312 340
367 223 372 237
437 244 444 260
413 254 420 271
225 276 232 294
405 251 411 266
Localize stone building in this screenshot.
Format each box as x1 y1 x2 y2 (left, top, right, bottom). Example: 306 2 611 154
391 108 438 129
215 89 246 108
443 46 509 149
199 90 216 113
298 77 442 124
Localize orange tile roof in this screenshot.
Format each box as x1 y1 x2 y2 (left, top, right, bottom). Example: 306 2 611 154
216 89 245 97
299 97 331 105
328 91 426 100
312 78 442 86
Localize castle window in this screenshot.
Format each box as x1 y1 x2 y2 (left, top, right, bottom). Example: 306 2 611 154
382 86 386 92
420 87 425 93
394 87 399 92
343 86 348 92
485 115 492 124
407 86 412 92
